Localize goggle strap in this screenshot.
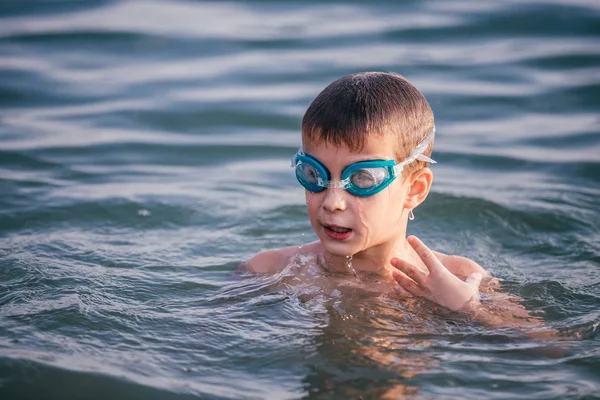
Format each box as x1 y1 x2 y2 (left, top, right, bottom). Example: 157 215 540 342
290 149 302 167
411 125 436 155
415 154 436 164
399 127 437 169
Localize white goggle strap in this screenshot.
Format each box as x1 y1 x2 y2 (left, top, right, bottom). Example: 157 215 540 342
411 125 436 156
392 126 437 175
290 147 304 167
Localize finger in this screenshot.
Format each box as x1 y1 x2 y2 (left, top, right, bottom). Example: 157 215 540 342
393 271 426 297
394 285 413 297
391 269 412 285
465 272 483 290
391 257 427 285
407 235 443 273
391 279 412 297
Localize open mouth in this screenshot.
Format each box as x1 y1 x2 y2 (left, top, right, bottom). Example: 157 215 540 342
323 224 353 240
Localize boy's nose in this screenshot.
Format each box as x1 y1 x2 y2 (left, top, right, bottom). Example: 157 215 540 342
321 187 348 213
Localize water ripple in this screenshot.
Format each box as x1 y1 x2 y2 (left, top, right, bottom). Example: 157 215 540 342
1 0 599 398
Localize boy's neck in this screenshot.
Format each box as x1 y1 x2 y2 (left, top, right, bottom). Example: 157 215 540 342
318 236 413 277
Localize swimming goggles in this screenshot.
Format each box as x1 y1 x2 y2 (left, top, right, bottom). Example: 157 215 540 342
290 126 436 197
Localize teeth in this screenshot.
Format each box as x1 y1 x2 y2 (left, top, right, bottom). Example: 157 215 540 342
329 226 350 233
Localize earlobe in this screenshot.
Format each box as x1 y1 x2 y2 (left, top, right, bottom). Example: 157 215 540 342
405 167 433 210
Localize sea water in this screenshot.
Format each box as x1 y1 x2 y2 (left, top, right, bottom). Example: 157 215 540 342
1 0 599 398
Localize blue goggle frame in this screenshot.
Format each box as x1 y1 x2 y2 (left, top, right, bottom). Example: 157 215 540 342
291 152 399 197
290 127 437 198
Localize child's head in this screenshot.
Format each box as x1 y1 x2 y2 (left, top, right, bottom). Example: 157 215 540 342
301 71 435 177
294 72 436 259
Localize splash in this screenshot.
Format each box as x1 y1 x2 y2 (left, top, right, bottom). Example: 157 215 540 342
298 233 305 249
346 255 359 279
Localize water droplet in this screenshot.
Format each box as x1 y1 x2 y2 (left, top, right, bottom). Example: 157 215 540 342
346 255 359 279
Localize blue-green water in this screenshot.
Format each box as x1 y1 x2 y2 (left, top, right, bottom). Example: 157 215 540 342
1 1 599 399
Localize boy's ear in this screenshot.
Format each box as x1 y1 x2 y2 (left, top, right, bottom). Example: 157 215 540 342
404 167 433 210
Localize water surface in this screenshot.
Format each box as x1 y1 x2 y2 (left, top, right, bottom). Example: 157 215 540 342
1 0 599 399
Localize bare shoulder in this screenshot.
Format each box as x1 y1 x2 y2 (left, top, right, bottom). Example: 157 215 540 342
433 250 491 278
241 242 322 274
239 247 294 274
240 242 320 274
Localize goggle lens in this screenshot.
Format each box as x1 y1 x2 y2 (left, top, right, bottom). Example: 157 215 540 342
349 168 388 190
294 160 327 193
299 163 321 184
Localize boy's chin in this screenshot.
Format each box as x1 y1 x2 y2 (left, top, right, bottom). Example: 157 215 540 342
319 238 362 258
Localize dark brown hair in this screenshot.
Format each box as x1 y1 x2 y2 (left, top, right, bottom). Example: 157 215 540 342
302 72 435 175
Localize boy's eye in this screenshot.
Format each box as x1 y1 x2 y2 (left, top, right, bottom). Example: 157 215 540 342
350 169 386 188
301 164 320 183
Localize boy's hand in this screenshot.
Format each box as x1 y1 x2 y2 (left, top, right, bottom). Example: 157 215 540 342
391 236 482 312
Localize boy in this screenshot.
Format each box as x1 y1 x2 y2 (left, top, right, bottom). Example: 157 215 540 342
243 72 494 314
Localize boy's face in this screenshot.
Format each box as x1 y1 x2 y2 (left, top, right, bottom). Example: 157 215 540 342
302 133 412 258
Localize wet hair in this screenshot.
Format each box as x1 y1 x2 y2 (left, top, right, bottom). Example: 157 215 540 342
302 72 435 176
